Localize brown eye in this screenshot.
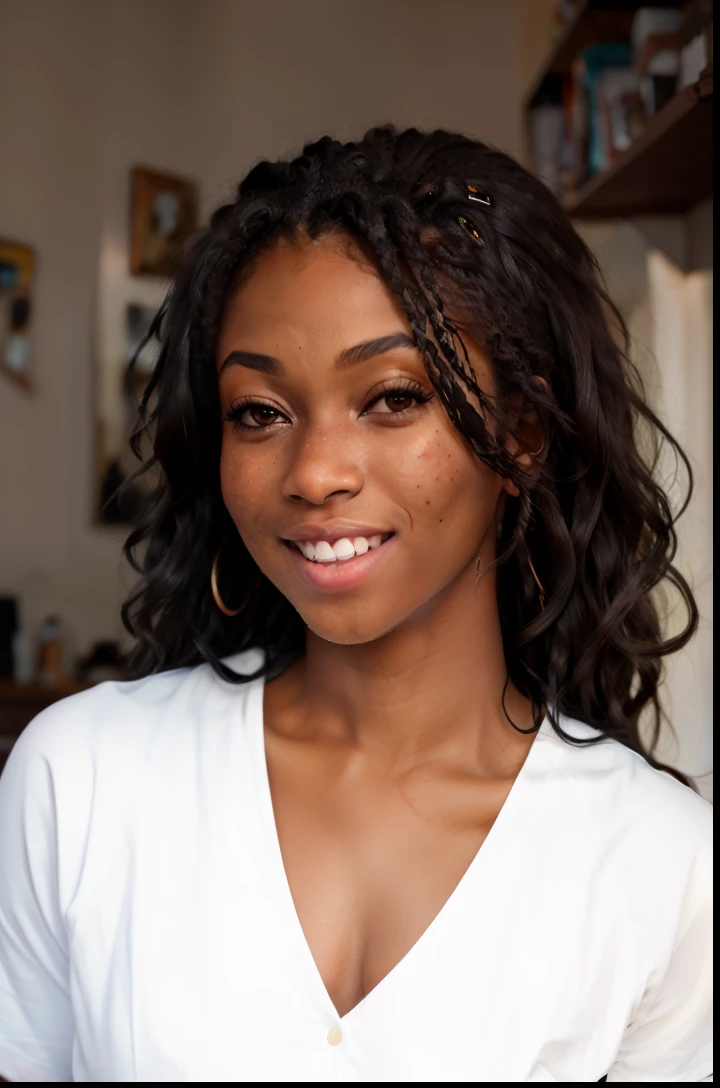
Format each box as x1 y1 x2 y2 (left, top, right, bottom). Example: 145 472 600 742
369 391 427 415
384 393 415 413
362 382 433 420
223 400 289 429
246 405 280 427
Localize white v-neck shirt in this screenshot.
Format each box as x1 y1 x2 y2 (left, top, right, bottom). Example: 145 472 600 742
0 650 712 1083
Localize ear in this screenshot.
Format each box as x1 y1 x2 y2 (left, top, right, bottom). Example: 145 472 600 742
501 379 548 496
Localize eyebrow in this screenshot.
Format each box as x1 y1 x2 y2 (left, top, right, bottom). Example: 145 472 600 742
219 331 418 377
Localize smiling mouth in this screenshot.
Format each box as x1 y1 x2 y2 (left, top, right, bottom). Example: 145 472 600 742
282 532 395 564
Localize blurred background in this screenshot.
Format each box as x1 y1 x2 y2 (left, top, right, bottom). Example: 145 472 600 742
0 0 712 794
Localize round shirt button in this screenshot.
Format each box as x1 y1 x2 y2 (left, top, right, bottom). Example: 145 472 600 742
327 1026 343 1047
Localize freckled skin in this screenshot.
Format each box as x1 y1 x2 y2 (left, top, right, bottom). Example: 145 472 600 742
215 233 544 1019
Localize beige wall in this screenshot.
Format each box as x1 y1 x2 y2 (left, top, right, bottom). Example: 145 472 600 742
516 0 558 107
0 0 522 662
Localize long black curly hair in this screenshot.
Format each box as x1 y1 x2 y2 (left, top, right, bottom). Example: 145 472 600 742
122 125 697 777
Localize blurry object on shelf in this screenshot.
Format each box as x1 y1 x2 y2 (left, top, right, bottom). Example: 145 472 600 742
130 167 198 277
75 641 126 684
679 0 714 88
97 301 162 525
0 598 18 679
0 240 35 392
37 616 64 686
632 6 684 114
680 29 710 84
635 27 683 77
572 42 633 180
596 69 647 162
631 6 685 59
640 46 681 114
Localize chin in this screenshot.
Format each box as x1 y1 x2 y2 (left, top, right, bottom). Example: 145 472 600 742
301 610 404 648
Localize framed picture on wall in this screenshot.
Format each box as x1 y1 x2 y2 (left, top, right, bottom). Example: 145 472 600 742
129 167 198 277
0 240 35 391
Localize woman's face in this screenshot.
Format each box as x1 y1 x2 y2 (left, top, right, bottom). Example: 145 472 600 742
216 233 516 645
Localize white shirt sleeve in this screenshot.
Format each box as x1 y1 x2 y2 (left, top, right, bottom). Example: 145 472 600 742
607 831 713 1083
0 720 75 1082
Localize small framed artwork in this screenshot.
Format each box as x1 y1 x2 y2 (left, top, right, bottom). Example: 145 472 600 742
129 167 198 277
0 240 35 391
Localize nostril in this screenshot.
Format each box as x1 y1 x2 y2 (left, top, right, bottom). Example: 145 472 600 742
285 479 362 505
286 489 356 504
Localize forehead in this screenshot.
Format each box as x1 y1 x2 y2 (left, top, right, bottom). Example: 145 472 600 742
218 233 411 350
216 230 496 398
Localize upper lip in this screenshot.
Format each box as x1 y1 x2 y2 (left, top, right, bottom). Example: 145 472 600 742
282 521 394 545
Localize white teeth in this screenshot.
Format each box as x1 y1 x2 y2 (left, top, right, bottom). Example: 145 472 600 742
313 540 336 563
332 538 355 561
294 534 387 562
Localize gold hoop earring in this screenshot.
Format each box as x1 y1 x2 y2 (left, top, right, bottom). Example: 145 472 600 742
527 438 545 459
211 548 251 617
528 555 546 610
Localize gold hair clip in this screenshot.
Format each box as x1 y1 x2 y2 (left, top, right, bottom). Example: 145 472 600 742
466 184 492 205
458 215 484 244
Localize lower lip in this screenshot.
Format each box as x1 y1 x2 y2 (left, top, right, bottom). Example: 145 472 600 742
285 536 396 592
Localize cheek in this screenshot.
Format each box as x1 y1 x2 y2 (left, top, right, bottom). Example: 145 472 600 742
219 436 276 534
398 426 497 530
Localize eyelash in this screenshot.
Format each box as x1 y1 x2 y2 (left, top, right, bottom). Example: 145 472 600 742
223 380 434 431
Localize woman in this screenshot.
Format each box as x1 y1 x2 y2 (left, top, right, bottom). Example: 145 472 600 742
0 127 712 1082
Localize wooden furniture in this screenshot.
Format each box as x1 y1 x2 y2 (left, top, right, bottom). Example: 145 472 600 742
525 0 713 218
0 679 91 775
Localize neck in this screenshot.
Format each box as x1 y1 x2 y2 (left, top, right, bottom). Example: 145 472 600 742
278 558 536 772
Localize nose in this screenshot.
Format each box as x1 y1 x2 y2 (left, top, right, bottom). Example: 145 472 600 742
282 424 364 506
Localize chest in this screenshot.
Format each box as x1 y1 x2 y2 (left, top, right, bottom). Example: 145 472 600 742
266 750 509 1017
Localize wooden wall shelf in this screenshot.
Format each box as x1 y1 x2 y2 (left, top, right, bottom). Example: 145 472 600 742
525 1 713 219
568 70 713 217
